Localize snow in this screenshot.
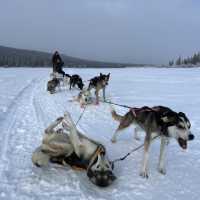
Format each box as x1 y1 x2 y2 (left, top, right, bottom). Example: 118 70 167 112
0 67 199 200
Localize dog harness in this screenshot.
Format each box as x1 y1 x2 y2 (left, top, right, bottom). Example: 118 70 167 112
130 106 175 137
130 106 153 117
57 144 106 171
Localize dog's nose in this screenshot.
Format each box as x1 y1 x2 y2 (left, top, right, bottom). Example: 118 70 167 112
188 134 194 141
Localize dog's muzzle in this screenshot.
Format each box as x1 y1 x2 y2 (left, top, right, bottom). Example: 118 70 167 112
178 138 187 149
87 153 116 187
178 133 194 149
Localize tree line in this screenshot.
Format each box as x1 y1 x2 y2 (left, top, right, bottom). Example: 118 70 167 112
169 52 200 66
0 46 128 68
0 54 50 67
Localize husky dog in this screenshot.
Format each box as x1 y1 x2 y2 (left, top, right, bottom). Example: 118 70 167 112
71 89 93 108
32 112 116 187
47 78 60 94
110 105 194 178
88 73 110 104
69 74 84 90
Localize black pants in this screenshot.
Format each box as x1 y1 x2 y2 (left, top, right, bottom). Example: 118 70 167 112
57 69 65 76
55 62 65 76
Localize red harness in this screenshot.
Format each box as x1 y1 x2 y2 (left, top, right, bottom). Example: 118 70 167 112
130 106 156 117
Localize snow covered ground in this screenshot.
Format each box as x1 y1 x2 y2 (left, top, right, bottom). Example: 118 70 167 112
0 67 199 200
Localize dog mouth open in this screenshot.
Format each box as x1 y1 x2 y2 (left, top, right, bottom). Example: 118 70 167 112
178 138 187 149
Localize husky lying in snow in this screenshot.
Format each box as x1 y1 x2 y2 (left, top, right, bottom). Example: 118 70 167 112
88 73 110 104
32 111 116 187
70 89 93 108
110 105 194 178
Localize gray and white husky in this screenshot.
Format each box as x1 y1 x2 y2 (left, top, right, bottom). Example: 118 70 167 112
110 105 194 178
32 111 116 187
88 73 110 104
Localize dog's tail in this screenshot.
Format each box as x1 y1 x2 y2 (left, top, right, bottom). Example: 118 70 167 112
110 106 123 122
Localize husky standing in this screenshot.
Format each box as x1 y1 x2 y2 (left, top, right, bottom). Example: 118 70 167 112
110 105 194 178
88 73 110 104
32 111 116 187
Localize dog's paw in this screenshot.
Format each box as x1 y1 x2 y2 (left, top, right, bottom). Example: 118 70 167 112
140 170 149 179
158 167 166 175
64 111 72 119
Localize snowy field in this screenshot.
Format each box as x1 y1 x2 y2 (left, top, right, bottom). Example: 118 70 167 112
0 67 199 200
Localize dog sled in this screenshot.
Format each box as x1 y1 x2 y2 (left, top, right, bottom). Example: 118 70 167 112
47 72 70 94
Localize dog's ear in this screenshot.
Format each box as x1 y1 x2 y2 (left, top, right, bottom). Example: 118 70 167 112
107 73 110 79
178 111 191 128
178 112 186 118
100 73 103 76
178 112 189 122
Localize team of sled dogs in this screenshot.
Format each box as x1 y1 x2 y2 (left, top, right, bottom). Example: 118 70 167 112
32 72 194 187
47 72 110 106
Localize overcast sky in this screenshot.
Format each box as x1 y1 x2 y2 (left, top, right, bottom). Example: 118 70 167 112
0 0 200 64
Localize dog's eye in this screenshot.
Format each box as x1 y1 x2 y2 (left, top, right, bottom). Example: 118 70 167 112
187 122 191 128
177 125 184 129
105 164 110 169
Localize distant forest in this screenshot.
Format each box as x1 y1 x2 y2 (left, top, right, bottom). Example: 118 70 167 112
169 52 200 66
0 46 131 68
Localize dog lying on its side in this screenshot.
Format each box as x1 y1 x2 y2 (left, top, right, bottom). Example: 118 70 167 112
88 73 110 104
69 74 84 90
110 105 194 178
32 111 116 187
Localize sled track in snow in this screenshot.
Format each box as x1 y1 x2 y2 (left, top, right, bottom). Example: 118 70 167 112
32 80 64 130
0 78 39 179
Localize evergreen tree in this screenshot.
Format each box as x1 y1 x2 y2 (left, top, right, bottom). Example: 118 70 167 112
176 56 182 65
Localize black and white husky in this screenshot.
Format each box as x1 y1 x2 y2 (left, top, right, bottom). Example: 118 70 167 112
88 73 110 104
110 105 194 178
32 111 116 187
